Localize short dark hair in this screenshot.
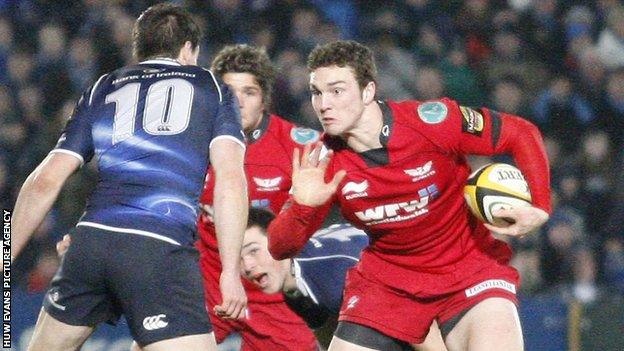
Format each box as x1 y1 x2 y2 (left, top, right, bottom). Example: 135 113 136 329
211 44 276 105
247 207 275 233
132 3 202 61
307 40 377 89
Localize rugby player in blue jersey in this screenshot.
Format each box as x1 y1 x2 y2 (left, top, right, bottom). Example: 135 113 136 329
11 4 247 351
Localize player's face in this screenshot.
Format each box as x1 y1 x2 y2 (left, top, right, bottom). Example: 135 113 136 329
310 65 366 136
240 226 289 294
223 72 265 132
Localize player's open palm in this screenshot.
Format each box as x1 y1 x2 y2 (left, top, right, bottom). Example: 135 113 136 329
291 142 346 207
215 271 247 320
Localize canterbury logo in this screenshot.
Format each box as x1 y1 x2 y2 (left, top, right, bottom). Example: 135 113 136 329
341 180 369 195
253 177 282 188
404 161 433 178
143 314 169 330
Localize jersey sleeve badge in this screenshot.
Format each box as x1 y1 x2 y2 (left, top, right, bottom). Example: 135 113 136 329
417 101 448 124
460 106 484 136
290 127 320 145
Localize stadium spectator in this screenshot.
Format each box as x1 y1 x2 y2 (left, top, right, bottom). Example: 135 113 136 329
595 5 624 69
598 69 624 149
540 208 597 303
414 66 446 101
532 76 596 153
489 76 528 117
438 45 484 106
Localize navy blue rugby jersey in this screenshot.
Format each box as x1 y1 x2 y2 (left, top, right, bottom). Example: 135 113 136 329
293 223 369 314
51 58 244 246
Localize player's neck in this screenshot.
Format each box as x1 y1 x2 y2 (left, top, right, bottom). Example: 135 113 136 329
282 259 298 293
344 101 383 152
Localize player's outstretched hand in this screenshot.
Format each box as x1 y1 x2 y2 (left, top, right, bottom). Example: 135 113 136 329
291 142 346 207
484 206 549 237
215 271 247 320
55 234 71 257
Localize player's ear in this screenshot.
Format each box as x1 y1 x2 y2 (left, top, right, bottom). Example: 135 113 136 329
362 81 375 104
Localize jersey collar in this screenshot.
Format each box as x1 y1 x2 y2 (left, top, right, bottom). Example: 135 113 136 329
139 57 182 66
247 112 271 144
378 100 394 147
355 101 393 167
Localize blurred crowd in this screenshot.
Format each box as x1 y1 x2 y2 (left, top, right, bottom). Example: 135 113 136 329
3 0 624 304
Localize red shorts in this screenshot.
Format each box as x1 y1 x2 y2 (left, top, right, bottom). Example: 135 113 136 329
197 240 317 351
338 262 519 344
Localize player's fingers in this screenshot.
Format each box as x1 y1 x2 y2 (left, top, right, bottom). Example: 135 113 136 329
492 208 515 219
234 305 247 320
213 305 226 319
222 298 237 318
300 143 312 168
484 222 521 236
292 148 300 174
308 142 323 167
318 149 333 172
226 301 244 320
329 170 347 191
483 222 506 234
215 300 230 316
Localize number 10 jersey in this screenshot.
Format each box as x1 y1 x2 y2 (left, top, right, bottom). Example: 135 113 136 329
52 59 244 246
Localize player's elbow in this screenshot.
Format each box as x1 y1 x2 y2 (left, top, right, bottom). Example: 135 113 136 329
507 113 543 139
26 169 64 194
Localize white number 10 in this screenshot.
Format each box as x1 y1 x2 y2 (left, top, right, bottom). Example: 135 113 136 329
105 78 194 144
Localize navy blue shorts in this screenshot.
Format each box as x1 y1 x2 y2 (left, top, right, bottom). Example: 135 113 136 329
43 225 212 346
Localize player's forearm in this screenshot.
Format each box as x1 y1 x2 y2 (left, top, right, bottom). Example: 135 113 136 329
213 170 248 273
268 201 327 260
12 171 64 260
497 113 551 213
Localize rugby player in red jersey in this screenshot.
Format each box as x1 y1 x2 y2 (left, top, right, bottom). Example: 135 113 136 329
197 44 319 351
268 40 551 351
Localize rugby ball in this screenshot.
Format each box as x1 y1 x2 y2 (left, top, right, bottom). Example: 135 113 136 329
463 163 532 227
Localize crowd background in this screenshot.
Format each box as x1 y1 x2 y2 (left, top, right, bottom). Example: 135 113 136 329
3 0 624 306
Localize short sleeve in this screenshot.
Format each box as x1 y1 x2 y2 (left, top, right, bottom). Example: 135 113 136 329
50 90 95 165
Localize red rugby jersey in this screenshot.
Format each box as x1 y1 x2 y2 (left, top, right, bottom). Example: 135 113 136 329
199 113 320 249
269 98 550 296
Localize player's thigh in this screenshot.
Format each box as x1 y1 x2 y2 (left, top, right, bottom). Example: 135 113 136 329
109 235 213 347
27 308 95 351
412 321 447 351
444 297 523 351
328 335 382 351
142 332 217 351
